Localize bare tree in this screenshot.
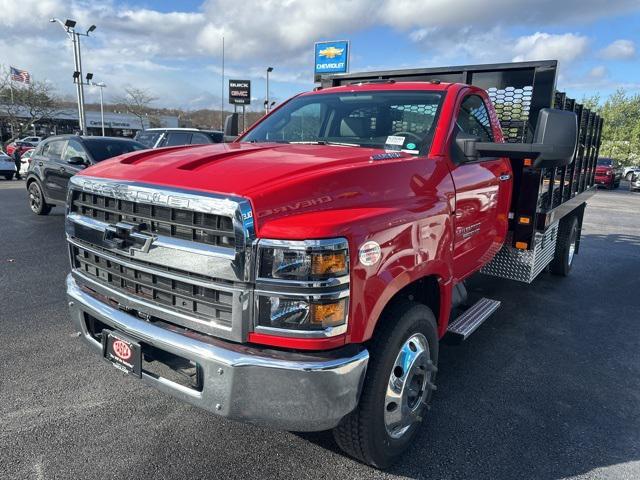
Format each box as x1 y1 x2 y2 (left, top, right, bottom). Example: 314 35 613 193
0 66 60 143
116 87 158 130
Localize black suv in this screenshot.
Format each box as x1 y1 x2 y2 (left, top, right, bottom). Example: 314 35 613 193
134 128 224 149
26 135 146 215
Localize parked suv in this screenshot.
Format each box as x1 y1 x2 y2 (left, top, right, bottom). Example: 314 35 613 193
595 157 622 189
26 135 146 215
134 128 224 149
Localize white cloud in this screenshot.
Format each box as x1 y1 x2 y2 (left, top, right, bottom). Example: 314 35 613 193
588 65 608 79
512 32 588 63
598 39 636 60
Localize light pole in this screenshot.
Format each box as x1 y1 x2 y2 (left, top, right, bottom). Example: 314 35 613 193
88 78 107 136
266 67 274 114
50 18 96 135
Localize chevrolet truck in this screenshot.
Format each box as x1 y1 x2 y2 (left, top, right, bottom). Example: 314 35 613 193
64 60 602 468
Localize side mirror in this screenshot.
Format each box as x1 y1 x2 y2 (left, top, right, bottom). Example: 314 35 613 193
224 113 239 140
458 108 578 168
67 156 87 166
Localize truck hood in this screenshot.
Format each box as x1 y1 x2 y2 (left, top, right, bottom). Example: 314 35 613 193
80 142 441 237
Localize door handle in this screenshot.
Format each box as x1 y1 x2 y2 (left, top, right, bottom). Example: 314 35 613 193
499 174 511 181
38 161 43 167
59 166 66 173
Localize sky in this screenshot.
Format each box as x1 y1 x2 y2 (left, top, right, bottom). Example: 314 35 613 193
1 0 639 111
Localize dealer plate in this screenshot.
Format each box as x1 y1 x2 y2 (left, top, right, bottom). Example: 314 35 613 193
102 330 142 378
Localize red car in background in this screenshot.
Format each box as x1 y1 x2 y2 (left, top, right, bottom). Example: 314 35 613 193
595 157 622 189
6 141 36 157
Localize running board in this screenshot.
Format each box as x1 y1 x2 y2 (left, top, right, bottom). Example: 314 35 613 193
447 298 501 341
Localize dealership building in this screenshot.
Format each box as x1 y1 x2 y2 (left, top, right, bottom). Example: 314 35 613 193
0 107 179 141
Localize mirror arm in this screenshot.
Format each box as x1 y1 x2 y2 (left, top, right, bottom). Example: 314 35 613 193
475 142 554 162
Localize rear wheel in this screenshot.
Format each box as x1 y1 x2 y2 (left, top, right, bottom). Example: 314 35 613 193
550 216 579 276
333 301 438 468
28 181 52 215
4 172 14 180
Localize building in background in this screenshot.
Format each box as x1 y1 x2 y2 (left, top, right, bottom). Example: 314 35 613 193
0 107 179 141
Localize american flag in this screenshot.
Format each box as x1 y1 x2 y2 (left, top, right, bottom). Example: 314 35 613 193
10 66 31 84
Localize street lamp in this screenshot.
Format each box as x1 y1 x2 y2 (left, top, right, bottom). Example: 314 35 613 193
266 67 274 114
50 18 97 135
87 76 107 136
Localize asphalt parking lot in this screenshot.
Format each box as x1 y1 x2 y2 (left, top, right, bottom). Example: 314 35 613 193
1 179 639 480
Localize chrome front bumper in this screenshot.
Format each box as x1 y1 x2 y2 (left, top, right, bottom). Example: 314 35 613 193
66 274 368 431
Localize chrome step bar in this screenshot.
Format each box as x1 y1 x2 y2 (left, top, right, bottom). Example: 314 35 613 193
447 298 501 341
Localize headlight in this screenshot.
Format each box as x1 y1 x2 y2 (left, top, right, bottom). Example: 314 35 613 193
258 238 349 281
257 295 348 332
255 238 350 337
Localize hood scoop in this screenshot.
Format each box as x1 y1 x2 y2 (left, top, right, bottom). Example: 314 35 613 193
177 144 276 171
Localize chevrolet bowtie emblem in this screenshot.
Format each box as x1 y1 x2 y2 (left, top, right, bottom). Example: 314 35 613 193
104 222 154 254
318 46 344 59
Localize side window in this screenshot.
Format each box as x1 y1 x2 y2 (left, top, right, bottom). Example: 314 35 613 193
46 140 66 161
457 95 494 142
165 132 192 146
63 140 89 162
190 132 212 145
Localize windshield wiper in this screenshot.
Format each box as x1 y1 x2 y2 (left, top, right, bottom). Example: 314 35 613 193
287 141 361 147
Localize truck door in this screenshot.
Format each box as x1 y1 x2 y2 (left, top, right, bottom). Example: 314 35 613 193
449 93 512 280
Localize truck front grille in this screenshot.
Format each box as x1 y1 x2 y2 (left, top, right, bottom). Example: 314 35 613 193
72 245 233 326
69 191 235 248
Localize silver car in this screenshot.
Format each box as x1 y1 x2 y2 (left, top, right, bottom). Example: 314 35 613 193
630 172 640 192
0 152 16 180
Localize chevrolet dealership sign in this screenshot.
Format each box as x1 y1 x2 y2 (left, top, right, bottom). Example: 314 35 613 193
314 40 349 82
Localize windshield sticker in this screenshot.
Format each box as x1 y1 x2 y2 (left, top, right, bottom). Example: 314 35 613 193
385 135 405 146
406 142 417 150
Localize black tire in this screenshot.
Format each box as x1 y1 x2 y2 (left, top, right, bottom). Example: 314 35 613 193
550 215 579 276
333 301 438 468
28 181 52 215
4 172 14 180
626 172 634 181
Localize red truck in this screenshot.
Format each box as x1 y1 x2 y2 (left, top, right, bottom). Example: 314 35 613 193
64 60 602 468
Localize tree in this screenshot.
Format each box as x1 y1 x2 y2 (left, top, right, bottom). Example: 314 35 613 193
581 89 640 166
0 66 60 143
116 87 158 130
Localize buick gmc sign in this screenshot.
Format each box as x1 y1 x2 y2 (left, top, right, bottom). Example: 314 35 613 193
314 40 349 81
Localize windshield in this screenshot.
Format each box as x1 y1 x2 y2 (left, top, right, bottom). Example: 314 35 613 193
134 131 163 148
241 90 444 154
85 140 146 162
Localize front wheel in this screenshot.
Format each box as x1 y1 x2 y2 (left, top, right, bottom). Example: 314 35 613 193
28 181 52 215
333 301 438 468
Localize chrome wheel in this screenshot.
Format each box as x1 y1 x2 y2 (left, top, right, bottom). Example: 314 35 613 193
384 333 434 439
29 183 42 213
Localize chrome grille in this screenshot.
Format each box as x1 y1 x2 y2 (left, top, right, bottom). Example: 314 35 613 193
66 176 257 342
69 190 235 248
72 245 233 326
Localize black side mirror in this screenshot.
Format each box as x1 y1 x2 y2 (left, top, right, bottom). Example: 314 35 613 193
67 156 87 166
224 113 239 140
458 108 578 168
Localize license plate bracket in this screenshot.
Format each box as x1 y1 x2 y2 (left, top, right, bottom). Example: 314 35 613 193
102 329 142 378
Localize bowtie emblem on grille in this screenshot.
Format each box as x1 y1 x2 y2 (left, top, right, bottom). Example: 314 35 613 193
104 222 154 254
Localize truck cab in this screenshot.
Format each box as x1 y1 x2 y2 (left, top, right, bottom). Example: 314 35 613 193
64 61 600 468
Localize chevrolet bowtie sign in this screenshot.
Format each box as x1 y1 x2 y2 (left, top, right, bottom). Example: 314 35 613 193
314 40 349 82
